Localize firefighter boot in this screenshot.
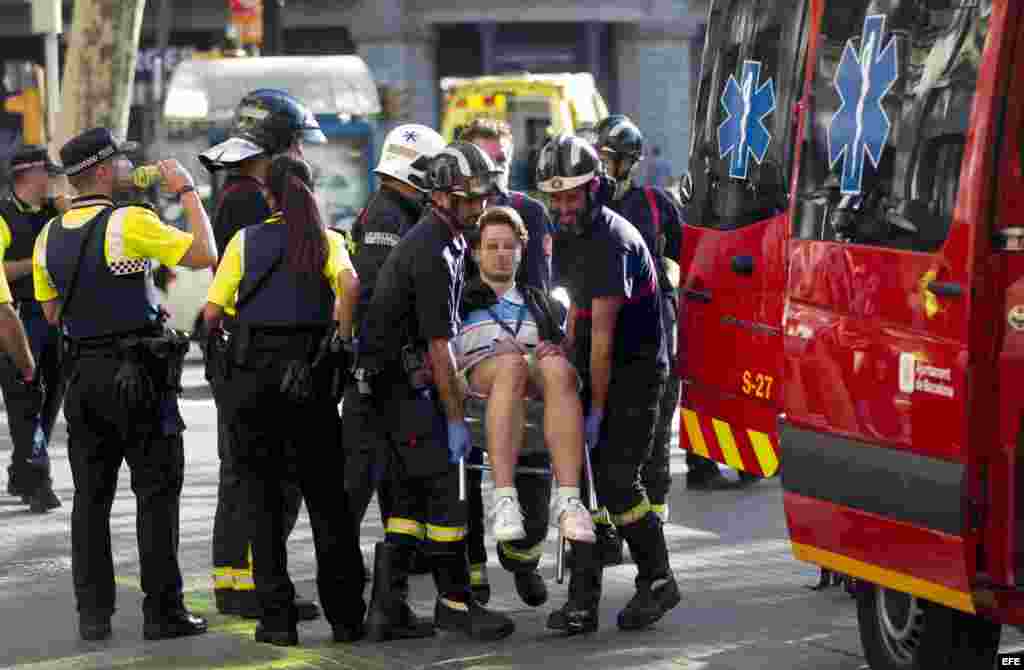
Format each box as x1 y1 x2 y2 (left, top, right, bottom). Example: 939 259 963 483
547 540 601 635
513 570 548 607
470 563 491 605
617 513 681 630
28 475 61 513
432 549 514 641
365 542 435 641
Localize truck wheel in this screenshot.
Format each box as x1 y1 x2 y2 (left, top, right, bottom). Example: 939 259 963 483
856 583 1000 669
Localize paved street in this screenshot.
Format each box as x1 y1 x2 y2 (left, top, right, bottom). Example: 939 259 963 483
0 359 1017 669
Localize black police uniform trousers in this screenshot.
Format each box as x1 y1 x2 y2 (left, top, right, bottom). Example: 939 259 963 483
642 289 680 511
211 319 302 601
2 301 65 489
577 371 672 593
217 348 365 630
466 399 551 580
63 353 185 619
342 382 396 531
371 371 471 599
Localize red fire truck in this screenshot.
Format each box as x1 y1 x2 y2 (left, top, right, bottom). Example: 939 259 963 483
680 0 1022 666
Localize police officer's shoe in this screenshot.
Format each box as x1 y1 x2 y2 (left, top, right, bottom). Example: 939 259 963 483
616 575 681 630
255 622 298 647
142 609 208 640
434 596 515 641
79 615 112 641
28 481 61 513
513 570 548 607
546 599 599 635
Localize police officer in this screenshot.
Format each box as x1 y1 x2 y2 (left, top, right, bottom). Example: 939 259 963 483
345 123 446 530
538 134 680 634
199 89 324 621
1 146 64 512
204 155 364 646
458 116 557 603
33 127 214 641
358 141 514 642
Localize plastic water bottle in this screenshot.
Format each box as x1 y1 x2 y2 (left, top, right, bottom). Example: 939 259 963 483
131 165 162 189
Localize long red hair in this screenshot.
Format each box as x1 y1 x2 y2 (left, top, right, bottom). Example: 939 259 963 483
268 155 327 276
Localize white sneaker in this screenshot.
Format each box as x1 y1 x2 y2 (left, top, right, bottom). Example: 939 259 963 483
557 498 596 544
492 496 527 542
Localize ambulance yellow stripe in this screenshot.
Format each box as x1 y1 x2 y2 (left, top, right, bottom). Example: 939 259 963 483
682 409 711 458
711 418 744 470
748 429 779 476
792 542 975 614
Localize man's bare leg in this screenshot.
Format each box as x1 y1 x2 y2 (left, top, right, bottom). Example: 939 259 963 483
532 353 595 543
534 355 583 488
468 353 528 488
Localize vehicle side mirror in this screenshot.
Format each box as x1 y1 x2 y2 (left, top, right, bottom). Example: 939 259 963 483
679 173 693 205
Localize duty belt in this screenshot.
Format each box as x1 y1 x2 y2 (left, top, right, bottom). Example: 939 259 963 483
64 329 161 359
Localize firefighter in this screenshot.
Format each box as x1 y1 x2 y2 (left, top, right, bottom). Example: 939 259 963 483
596 117 688 508
538 133 680 634
458 117 557 603
1 146 64 512
203 155 364 646
596 115 738 492
345 123 446 531
357 141 514 642
198 89 324 621
34 127 214 641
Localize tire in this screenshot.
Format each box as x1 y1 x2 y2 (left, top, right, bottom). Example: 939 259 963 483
856 582 1001 670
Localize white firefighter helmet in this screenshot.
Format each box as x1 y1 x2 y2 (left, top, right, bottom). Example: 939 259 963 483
374 124 447 192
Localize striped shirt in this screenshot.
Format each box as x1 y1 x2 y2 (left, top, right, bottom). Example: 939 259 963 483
454 287 539 372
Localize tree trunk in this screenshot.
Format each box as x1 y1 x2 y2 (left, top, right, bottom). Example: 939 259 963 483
54 0 147 149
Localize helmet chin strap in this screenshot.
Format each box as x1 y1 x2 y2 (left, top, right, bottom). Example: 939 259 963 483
612 158 639 201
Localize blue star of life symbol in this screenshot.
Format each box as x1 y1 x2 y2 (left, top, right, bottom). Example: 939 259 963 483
827 14 899 195
718 60 776 180
402 129 418 143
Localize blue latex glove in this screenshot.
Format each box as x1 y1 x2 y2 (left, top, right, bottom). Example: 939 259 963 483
584 410 605 451
447 420 472 464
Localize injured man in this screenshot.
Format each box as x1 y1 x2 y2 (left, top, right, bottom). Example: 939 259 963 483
455 206 596 545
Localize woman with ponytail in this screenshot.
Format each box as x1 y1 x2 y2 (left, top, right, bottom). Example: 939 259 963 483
203 154 363 647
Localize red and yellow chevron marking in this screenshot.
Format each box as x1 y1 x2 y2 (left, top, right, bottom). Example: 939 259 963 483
680 408 780 477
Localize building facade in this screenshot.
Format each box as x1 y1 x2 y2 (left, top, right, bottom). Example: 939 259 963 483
0 0 706 185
